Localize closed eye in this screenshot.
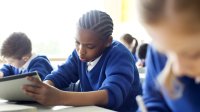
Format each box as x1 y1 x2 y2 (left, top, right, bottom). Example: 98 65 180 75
75 40 80 45
189 52 200 59
86 44 96 49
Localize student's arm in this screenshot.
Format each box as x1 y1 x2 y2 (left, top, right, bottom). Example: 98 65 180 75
141 46 171 112
43 80 55 86
23 76 108 106
99 47 140 110
60 90 108 106
28 57 53 80
44 51 79 90
0 64 15 77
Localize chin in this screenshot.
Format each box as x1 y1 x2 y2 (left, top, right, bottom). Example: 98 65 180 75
80 58 88 62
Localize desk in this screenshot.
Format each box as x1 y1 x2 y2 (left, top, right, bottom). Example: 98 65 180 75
0 100 115 112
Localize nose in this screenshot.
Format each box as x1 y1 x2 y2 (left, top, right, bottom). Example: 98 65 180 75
78 45 86 56
172 55 190 76
172 62 186 76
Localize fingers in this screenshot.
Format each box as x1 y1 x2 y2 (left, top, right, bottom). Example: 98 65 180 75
22 76 44 96
24 89 39 99
22 84 40 94
27 76 42 84
26 76 44 88
22 85 43 102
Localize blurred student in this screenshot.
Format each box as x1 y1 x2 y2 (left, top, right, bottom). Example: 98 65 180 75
0 32 53 80
120 33 138 62
138 0 200 111
23 10 142 112
137 43 148 67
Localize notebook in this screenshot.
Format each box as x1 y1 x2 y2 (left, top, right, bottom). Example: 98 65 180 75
0 72 40 101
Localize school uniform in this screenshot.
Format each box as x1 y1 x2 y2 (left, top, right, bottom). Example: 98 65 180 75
45 41 142 112
133 53 138 62
0 54 53 80
142 46 200 112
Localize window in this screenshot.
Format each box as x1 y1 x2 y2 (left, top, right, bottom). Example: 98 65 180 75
0 0 106 58
0 0 151 61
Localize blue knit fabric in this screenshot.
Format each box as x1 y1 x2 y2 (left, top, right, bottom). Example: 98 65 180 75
45 41 142 111
141 45 200 112
0 55 53 80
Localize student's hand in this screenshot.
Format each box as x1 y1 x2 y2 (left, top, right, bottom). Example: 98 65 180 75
136 60 145 67
0 71 4 78
22 76 64 106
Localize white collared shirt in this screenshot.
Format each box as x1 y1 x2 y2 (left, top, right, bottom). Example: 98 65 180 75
87 55 102 71
20 53 37 72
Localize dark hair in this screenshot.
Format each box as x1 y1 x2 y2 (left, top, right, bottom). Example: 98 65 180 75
138 43 148 60
139 0 200 27
120 34 138 54
1 32 32 59
78 10 113 39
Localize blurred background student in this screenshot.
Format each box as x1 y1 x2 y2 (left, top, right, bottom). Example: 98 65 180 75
120 33 138 62
138 0 200 112
0 32 53 80
137 43 148 68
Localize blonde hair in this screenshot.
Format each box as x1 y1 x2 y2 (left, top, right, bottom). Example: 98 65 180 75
139 0 200 25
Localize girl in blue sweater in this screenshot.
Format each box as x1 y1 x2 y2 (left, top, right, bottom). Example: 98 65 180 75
138 0 200 112
0 32 53 80
22 10 142 111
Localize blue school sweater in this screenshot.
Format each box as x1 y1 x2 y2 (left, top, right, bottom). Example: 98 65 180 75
132 53 138 62
0 56 53 80
45 41 142 112
142 46 200 112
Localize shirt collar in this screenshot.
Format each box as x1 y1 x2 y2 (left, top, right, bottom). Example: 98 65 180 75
87 55 102 71
20 53 37 71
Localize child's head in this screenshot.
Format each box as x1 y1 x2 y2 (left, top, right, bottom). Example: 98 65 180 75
138 43 148 60
139 0 200 77
137 43 148 67
1 32 32 68
120 34 138 54
75 10 113 62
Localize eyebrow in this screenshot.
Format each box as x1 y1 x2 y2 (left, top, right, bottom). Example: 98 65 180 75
75 40 95 46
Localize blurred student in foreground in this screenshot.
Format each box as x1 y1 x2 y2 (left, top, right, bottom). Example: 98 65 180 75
138 0 200 112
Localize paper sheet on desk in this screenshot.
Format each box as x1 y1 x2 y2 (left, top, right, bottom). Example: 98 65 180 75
49 106 115 112
0 103 37 112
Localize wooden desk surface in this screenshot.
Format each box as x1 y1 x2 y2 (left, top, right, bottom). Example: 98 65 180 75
0 100 115 112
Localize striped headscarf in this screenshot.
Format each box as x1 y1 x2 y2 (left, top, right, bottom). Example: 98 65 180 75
78 10 113 39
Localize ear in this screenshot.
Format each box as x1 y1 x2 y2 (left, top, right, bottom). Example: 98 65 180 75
106 36 113 47
22 56 29 62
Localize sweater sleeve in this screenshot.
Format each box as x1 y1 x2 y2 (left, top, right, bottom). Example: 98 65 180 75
28 57 53 80
44 51 79 89
0 64 15 77
141 46 171 112
99 48 138 109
